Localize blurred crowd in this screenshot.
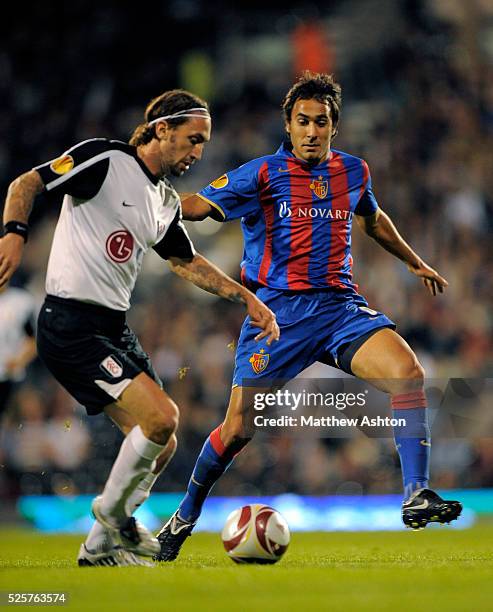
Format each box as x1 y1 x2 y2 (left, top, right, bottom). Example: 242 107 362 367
1 0 492 500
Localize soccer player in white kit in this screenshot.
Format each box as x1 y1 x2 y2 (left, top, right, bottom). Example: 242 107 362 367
0 282 37 419
0 89 279 567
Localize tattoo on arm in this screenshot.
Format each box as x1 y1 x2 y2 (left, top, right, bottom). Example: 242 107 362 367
4 171 44 224
169 254 246 303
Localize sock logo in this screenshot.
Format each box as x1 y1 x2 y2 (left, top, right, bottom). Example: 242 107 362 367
359 306 379 316
191 476 205 487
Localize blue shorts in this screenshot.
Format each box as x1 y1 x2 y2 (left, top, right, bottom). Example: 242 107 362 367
232 287 395 387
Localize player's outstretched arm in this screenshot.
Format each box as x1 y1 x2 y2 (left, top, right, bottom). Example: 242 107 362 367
179 194 218 221
168 253 280 345
0 170 44 288
356 207 448 296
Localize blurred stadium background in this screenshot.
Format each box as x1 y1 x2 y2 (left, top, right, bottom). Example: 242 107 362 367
1 0 492 531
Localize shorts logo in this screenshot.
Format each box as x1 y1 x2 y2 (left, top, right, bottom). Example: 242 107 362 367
50 154 74 175
106 230 134 263
210 174 229 189
249 348 270 374
359 306 379 316
309 176 328 199
100 355 123 378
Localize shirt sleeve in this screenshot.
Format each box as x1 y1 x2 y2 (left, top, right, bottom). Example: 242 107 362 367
153 209 196 260
34 138 112 200
355 160 378 217
197 160 262 222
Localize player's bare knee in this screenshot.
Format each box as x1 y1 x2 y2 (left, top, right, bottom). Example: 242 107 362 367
146 402 179 444
146 421 174 445
391 357 425 392
402 359 424 383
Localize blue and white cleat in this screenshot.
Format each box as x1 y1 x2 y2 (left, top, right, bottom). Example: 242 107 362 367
154 511 195 562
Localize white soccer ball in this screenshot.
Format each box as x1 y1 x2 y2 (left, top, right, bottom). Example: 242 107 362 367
221 504 290 564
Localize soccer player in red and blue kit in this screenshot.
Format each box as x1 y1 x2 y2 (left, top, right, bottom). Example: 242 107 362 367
155 72 462 560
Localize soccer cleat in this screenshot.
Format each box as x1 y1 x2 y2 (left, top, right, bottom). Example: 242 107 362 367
154 512 195 562
91 495 160 557
77 543 155 567
402 488 463 530
119 516 161 557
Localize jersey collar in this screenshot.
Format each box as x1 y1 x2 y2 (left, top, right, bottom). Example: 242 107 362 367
118 142 161 185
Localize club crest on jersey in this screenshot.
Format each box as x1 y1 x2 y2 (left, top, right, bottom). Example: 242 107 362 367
309 176 328 199
100 355 123 378
106 230 134 263
210 174 229 189
50 154 74 175
249 348 270 374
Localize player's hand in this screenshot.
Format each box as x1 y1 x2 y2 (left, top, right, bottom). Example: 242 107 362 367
0 233 25 288
244 293 280 345
407 260 448 296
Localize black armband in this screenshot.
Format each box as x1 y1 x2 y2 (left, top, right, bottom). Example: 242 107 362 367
4 221 29 242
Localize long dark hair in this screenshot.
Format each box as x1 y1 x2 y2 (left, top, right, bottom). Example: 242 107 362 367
129 89 209 146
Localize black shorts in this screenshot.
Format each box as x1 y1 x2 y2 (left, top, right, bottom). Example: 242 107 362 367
37 295 162 415
0 380 14 416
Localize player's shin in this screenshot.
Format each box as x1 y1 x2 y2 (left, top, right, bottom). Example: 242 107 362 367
391 391 430 499
97 425 167 523
177 424 250 523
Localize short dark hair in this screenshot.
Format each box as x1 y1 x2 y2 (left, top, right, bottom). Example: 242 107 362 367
282 71 342 135
129 89 209 146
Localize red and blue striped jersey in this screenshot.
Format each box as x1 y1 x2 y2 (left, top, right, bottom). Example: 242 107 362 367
198 142 378 292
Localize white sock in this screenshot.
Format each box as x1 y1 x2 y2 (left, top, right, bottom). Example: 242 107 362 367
126 470 160 515
98 425 166 523
86 470 162 552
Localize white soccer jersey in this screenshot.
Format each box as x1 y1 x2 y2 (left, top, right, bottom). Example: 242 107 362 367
35 139 195 311
0 287 36 382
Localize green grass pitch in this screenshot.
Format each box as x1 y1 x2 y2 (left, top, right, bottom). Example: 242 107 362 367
1 525 493 611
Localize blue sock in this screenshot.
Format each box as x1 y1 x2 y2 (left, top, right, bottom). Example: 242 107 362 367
178 425 249 523
392 391 430 500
